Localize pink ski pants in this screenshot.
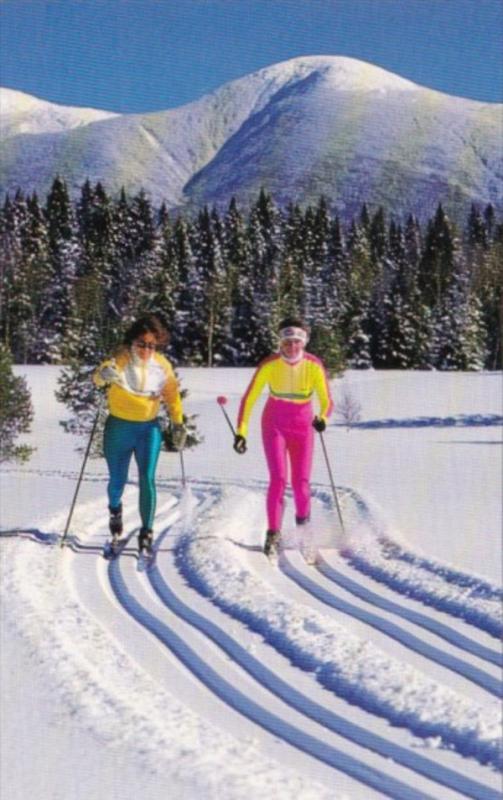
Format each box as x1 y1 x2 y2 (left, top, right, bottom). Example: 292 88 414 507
261 397 314 531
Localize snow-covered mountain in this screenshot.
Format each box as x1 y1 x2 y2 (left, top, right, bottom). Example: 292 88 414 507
0 87 117 137
1 57 502 220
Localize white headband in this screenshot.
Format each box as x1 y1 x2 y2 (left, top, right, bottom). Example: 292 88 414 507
279 326 308 344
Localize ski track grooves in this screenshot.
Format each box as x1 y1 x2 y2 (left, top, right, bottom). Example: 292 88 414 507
331 489 503 640
317 552 503 669
144 546 500 800
280 552 502 699
110 558 437 800
9 481 500 800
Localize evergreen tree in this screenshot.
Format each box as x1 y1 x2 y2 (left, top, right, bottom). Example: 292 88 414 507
308 321 345 377
0 342 34 463
34 177 81 362
419 204 457 309
141 213 180 327
475 221 503 369
224 198 255 364
378 223 432 368
431 257 487 370
0 192 30 357
244 192 284 360
192 206 232 366
171 216 198 362
343 218 373 368
301 199 331 327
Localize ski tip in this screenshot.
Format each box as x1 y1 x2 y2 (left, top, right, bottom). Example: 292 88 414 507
137 551 155 571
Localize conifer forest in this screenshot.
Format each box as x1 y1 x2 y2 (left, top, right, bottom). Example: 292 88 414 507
1 178 501 374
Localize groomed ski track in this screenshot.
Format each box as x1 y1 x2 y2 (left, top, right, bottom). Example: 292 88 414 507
2 480 502 800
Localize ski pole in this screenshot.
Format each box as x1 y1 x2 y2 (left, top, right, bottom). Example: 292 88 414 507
216 395 236 437
318 430 346 535
179 449 186 488
60 398 103 548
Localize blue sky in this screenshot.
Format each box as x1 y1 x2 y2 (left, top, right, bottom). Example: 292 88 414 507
1 0 502 113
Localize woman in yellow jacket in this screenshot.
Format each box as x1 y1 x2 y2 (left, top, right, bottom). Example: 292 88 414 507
94 314 185 553
234 318 333 556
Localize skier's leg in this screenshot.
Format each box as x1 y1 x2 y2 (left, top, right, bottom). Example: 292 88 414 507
134 420 162 531
288 413 314 523
262 411 287 532
103 416 135 513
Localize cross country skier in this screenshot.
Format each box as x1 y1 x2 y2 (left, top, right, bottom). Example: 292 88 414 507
93 314 186 554
233 318 333 557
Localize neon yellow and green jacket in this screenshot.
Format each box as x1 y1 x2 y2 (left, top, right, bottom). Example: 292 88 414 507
236 352 333 438
93 349 183 424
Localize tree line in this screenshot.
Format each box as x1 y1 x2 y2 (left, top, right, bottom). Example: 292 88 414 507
1 177 501 373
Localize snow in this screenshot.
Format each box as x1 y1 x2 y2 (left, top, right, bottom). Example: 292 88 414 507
253 55 422 94
1 367 501 799
0 87 117 137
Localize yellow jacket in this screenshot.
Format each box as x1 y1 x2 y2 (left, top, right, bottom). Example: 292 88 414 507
237 353 333 437
94 349 183 424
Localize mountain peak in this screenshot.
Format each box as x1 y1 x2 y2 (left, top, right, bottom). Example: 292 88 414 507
254 55 421 93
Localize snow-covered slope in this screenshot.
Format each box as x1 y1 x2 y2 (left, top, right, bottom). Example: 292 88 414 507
1 367 501 799
1 56 501 220
0 87 117 137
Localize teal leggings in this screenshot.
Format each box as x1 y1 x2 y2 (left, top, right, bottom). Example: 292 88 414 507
103 415 162 530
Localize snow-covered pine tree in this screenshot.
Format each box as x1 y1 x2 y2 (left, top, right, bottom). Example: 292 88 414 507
378 222 432 369
430 256 487 370
245 191 283 360
195 206 232 366
34 177 81 363
140 212 180 330
366 207 391 366
419 203 457 310
0 192 29 358
73 181 115 356
279 202 304 318
343 217 373 368
466 205 502 369
224 198 255 365
301 200 331 328
169 217 198 363
0 342 34 463
104 188 140 341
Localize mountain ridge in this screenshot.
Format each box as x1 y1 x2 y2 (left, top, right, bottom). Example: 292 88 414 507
1 56 501 221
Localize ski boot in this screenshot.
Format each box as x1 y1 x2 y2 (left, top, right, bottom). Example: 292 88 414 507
296 515 316 563
138 527 154 556
109 505 123 549
264 529 281 558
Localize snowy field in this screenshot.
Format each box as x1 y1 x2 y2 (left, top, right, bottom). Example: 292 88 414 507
1 366 502 800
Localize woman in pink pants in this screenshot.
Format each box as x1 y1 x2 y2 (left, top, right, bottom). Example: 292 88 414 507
234 318 333 556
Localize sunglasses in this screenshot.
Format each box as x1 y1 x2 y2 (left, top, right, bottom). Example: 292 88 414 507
134 340 157 351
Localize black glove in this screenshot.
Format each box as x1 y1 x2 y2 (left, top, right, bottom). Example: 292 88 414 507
312 416 326 432
171 424 187 451
233 434 247 454
163 424 187 452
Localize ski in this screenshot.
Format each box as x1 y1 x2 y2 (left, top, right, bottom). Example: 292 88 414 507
103 540 123 560
137 546 155 572
103 532 134 560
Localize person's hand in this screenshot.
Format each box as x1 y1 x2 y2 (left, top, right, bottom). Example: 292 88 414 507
233 435 247 454
171 424 187 451
312 416 326 432
100 364 121 385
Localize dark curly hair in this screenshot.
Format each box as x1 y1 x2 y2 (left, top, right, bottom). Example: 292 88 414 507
278 316 308 332
123 314 170 348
